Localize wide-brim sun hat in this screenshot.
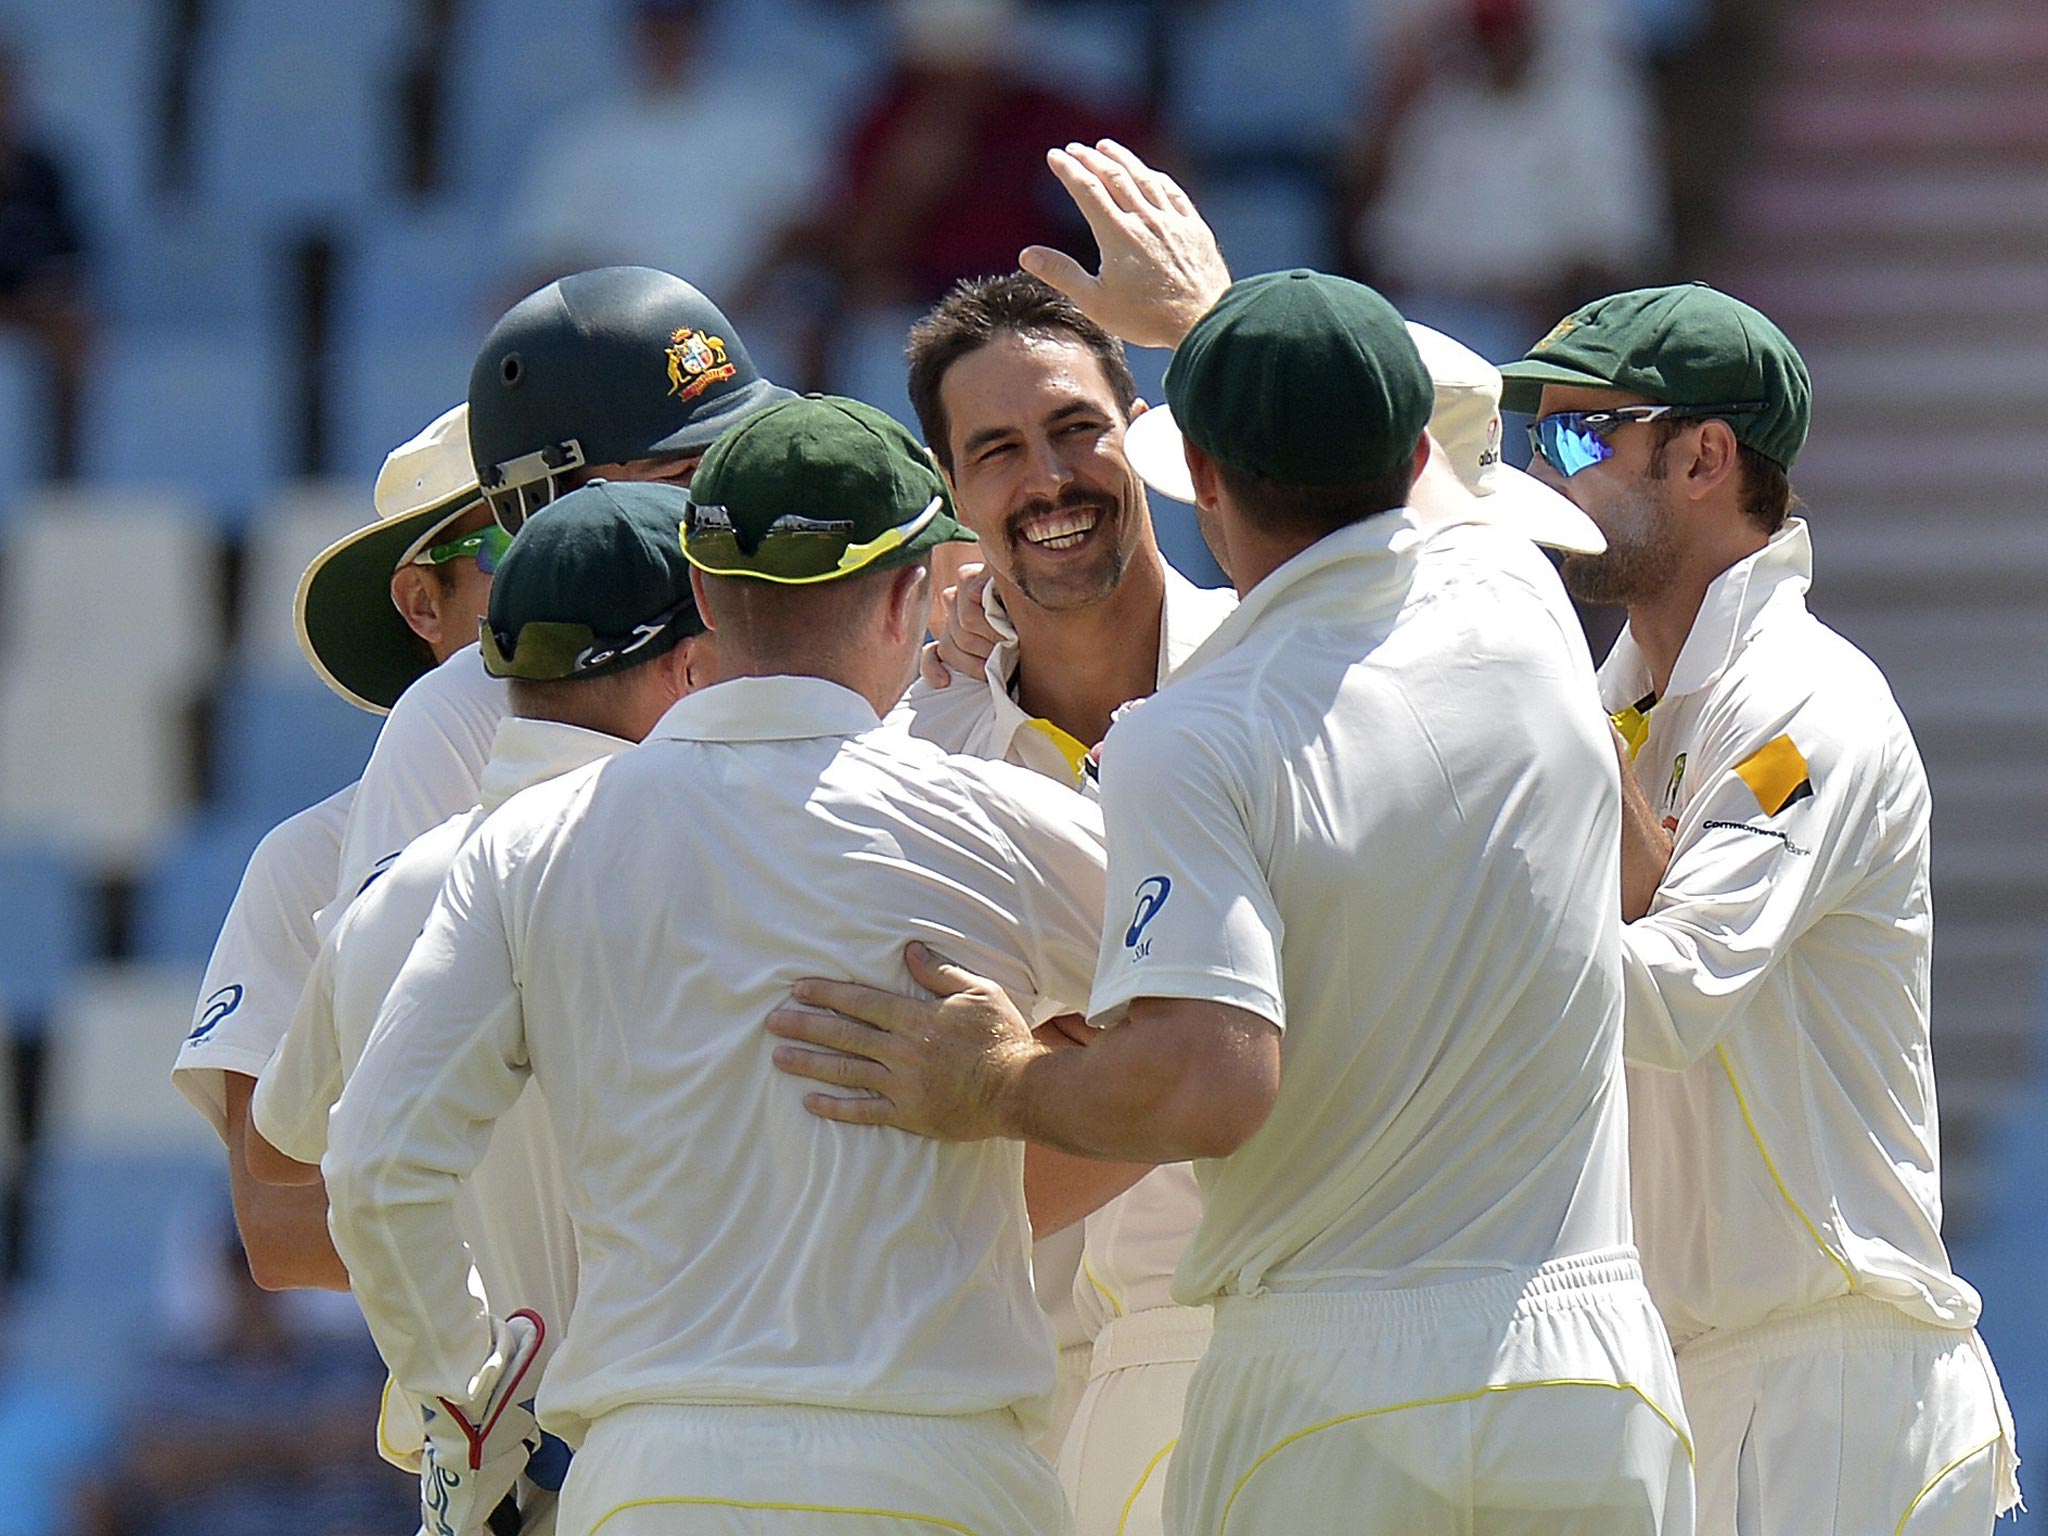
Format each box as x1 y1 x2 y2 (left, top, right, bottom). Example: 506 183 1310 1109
294 402 485 714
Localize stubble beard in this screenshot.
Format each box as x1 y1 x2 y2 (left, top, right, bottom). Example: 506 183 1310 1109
1561 479 1682 609
1004 489 1128 612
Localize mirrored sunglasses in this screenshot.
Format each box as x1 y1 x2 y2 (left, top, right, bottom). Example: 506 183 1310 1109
1528 403 1765 478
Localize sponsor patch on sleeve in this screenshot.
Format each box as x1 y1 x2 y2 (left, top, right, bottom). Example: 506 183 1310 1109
1734 734 1813 816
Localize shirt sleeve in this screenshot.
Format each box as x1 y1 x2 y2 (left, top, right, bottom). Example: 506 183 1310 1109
170 804 340 1143
1086 701 1285 1031
250 931 347 1166
322 832 530 1404
335 647 505 904
979 770 1109 1020
1621 707 1880 1072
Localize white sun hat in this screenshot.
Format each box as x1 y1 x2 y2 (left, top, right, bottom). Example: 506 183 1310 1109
1123 320 1605 556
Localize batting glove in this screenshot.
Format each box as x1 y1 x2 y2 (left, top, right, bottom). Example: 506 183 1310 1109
418 1309 547 1536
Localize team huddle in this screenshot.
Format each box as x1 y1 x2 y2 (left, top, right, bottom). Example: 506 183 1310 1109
169 141 2020 1536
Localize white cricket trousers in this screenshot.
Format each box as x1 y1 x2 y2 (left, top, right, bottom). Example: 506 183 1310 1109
554 1402 1073 1536
1163 1246 1695 1536
1675 1295 2021 1535
1035 1340 1095 1463
1057 1306 1213 1536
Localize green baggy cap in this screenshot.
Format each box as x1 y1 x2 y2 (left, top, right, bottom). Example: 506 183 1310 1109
1498 283 1812 470
481 480 705 682
681 394 975 585
1165 270 1434 486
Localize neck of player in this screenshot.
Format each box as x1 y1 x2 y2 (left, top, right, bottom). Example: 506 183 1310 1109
1005 550 1170 749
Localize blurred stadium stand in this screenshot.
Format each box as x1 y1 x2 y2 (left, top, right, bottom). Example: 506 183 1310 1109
0 0 2033 1528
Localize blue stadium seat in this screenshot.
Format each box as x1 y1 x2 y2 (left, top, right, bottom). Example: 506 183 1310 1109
1166 0 1377 162
335 200 494 350
2 0 168 231
210 675 382 829
104 207 287 340
325 330 482 480
130 815 273 967
0 843 96 1032
0 333 50 525
79 330 289 522
189 0 410 229
1194 170 1337 282
440 0 629 209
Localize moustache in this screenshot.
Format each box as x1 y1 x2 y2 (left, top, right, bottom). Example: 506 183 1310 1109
1004 490 1120 546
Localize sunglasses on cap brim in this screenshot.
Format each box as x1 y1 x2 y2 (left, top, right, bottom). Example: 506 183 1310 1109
412 522 515 575
1528 402 1765 478
482 598 696 681
681 495 944 586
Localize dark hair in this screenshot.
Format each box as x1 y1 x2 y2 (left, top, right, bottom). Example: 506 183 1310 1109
906 273 1139 471
1211 453 1420 542
1649 418 1794 535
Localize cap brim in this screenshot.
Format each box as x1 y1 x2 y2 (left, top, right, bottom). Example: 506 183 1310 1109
1124 404 1197 504
1481 464 1607 555
1494 359 1628 416
647 377 800 458
294 495 474 713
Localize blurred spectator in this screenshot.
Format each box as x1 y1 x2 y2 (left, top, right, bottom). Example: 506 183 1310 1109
74 1210 411 1536
1342 0 1667 361
498 0 833 305
0 43 91 478
747 0 1153 389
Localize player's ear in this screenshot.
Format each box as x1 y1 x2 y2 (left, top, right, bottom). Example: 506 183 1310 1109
389 566 445 648
1686 419 1740 502
886 562 932 645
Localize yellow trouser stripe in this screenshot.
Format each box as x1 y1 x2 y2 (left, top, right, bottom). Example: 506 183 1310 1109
588 1495 980 1535
1715 1044 1859 1292
1081 1253 1126 1318
1893 1436 1999 1536
1218 1378 1694 1536
1116 1438 1177 1536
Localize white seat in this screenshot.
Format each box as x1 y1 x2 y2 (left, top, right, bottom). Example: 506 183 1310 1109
42 962 214 1157
1 492 223 686
236 480 373 675
0 671 195 875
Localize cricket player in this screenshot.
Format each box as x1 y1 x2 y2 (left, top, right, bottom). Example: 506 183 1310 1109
891 267 1234 1486
332 265 792 900
171 402 500 1290
324 396 1110 1536
770 273 1691 1533
253 481 715 1534
1502 284 2022 1531
894 236 1611 1532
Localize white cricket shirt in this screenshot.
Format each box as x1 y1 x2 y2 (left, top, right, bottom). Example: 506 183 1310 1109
1602 519 1980 1344
892 565 1235 1334
170 783 356 1142
892 563 1238 788
324 676 1109 1446
1088 514 1636 1307
334 642 509 904
256 717 621 1467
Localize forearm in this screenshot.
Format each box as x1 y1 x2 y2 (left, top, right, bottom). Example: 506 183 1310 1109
1617 768 1674 922
323 1144 493 1403
1003 1003 1279 1164
1024 1142 1153 1239
224 1075 349 1291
